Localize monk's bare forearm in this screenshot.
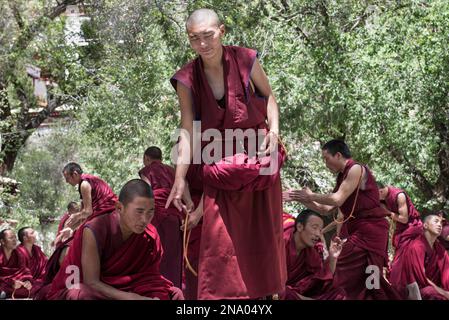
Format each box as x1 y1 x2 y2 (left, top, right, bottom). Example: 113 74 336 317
309 193 342 207
392 213 408 224
329 256 337 274
302 201 335 216
175 127 194 179
266 95 279 135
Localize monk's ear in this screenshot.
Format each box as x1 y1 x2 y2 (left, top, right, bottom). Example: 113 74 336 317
116 201 124 213
219 24 225 36
296 222 304 233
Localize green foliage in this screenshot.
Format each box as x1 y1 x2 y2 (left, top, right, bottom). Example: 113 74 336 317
5 0 449 229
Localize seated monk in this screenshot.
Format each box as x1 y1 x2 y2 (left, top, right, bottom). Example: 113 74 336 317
15 227 48 297
47 179 184 300
0 229 33 299
390 213 449 300
280 209 346 300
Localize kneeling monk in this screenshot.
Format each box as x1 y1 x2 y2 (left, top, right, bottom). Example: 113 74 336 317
47 179 183 300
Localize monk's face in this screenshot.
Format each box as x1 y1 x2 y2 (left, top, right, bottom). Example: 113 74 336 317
63 171 80 186
68 204 80 215
23 228 37 244
321 149 343 174
378 187 388 201
187 20 224 60
297 215 323 248
120 196 155 234
424 215 443 236
1 230 17 250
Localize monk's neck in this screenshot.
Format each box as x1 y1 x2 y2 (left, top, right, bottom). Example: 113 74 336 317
293 231 306 254
424 231 437 248
338 159 351 173
2 247 13 260
118 221 133 242
24 243 33 255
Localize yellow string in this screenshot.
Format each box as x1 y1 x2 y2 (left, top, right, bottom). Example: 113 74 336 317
182 208 198 277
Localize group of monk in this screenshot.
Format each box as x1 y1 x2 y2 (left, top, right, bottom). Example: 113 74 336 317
1 8 448 300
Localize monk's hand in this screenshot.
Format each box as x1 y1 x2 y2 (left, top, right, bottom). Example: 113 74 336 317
169 286 185 300
282 190 294 202
329 237 346 259
258 130 278 156
57 227 73 243
66 212 86 230
23 281 32 290
181 206 202 232
289 187 313 203
13 280 24 289
166 177 185 212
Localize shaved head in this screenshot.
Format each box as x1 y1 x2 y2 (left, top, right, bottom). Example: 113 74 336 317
186 8 221 31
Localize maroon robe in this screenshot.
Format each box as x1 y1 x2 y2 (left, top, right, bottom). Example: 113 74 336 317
15 244 48 298
78 173 117 214
0 247 33 298
139 161 183 288
47 210 175 300
281 222 346 300
332 159 402 300
171 45 287 299
390 233 449 300
34 237 73 300
15 244 47 281
383 186 421 249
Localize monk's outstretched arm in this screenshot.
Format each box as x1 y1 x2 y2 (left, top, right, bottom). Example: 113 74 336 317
291 165 363 210
166 82 194 211
81 228 154 300
301 200 337 216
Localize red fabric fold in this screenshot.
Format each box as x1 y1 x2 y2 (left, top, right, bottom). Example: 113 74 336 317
0 248 33 298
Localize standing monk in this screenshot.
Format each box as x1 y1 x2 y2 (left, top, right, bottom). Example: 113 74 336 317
378 183 421 249
390 213 449 300
139 146 184 288
287 140 401 299
167 8 286 299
